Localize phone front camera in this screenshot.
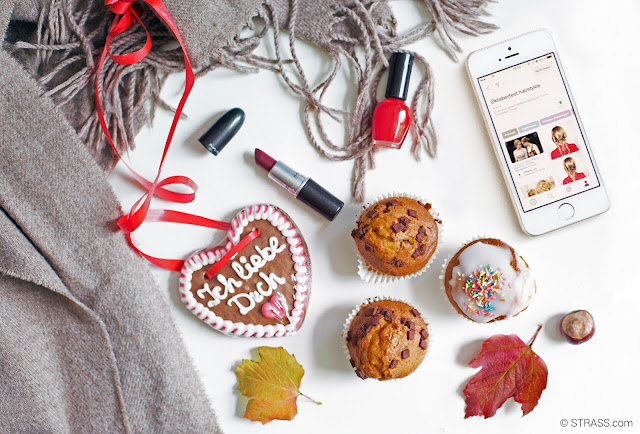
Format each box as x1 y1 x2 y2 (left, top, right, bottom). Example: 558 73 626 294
499 58 502 61
508 46 512 51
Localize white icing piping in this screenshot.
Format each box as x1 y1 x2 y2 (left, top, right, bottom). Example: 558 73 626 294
179 204 310 338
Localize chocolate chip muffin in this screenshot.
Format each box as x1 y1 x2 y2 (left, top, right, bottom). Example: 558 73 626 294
345 299 429 381
352 196 440 277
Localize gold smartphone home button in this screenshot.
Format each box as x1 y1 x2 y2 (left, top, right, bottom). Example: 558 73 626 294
558 203 575 220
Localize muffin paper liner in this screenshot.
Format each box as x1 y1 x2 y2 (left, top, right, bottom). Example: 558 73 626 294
342 296 433 382
354 192 443 284
439 235 535 325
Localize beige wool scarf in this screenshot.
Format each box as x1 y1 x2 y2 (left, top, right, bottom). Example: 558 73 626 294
0 0 494 431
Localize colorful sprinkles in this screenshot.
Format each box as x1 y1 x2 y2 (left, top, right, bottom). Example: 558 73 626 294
461 265 508 318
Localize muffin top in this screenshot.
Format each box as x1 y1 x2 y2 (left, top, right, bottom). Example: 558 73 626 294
351 197 439 276
443 238 536 323
346 300 429 380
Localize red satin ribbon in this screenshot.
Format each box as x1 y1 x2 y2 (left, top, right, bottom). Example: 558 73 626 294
95 0 252 272
123 210 231 271
205 229 261 280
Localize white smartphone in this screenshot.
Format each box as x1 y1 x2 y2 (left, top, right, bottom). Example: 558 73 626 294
467 29 609 235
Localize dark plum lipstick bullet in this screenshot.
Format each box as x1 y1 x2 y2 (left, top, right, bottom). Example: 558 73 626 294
254 148 344 221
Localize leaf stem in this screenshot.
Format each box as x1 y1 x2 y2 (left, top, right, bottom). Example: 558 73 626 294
528 324 543 347
299 391 322 405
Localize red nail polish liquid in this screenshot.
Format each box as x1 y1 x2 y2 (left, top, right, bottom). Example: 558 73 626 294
372 52 414 149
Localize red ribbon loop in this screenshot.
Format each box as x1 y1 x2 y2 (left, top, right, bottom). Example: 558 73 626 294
123 210 232 272
106 0 136 15
106 6 151 65
95 1 233 271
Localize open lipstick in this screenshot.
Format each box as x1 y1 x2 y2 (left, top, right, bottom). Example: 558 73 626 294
254 148 344 221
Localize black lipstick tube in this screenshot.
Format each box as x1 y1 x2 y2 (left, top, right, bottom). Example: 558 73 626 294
268 161 344 221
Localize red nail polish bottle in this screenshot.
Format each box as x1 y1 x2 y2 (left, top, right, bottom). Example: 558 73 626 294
372 52 414 149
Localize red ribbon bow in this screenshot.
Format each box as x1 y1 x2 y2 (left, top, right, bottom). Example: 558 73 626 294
95 0 238 271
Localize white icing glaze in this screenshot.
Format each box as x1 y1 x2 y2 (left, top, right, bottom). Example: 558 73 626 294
179 204 310 337
448 241 535 323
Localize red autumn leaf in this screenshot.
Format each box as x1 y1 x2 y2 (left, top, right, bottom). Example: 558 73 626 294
463 325 548 418
235 346 321 424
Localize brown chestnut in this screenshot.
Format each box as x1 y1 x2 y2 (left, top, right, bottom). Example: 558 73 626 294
560 310 595 344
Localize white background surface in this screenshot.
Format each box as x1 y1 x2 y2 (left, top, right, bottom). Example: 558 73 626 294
109 1 640 433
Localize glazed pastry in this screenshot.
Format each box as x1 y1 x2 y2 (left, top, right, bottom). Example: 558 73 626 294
352 196 440 277
179 204 311 337
443 238 535 323
345 299 429 380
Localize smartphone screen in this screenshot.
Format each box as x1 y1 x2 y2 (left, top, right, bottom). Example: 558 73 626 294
478 53 600 212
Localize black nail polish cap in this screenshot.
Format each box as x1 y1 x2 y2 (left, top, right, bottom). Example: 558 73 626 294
385 52 414 100
198 108 245 156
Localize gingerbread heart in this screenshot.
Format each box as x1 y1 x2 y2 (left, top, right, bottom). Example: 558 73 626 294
179 204 311 337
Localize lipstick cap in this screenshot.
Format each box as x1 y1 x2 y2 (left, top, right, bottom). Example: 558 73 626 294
198 108 245 156
385 52 413 100
297 178 344 221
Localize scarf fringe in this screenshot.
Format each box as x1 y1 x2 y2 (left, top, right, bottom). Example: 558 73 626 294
8 0 187 170
8 0 496 200
252 0 496 201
